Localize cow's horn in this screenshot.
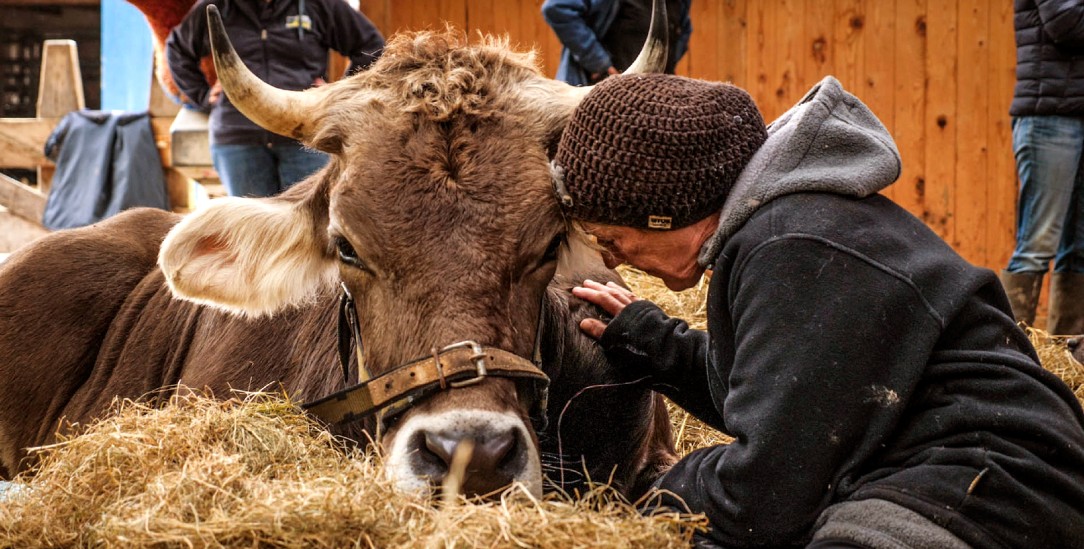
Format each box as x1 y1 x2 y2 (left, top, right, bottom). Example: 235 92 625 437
622 0 670 75
544 0 670 109
206 4 323 142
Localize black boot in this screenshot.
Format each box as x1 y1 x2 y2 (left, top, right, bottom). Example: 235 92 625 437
999 271 1044 326
1048 272 1084 335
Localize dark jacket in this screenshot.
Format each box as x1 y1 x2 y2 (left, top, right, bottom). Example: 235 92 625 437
601 76 1084 547
42 110 170 230
165 0 384 146
1010 0 1084 116
541 0 692 86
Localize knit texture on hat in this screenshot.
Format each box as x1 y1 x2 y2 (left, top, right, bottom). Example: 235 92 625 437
554 74 767 229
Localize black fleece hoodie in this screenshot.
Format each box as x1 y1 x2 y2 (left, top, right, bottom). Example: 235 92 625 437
599 76 1084 548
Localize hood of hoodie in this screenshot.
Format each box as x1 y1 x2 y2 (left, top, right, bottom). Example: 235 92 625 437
698 75 902 267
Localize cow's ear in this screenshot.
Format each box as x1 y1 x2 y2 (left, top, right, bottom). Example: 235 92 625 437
158 195 337 317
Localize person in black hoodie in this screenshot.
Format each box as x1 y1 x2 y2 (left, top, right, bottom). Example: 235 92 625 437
552 73 1084 548
166 0 384 197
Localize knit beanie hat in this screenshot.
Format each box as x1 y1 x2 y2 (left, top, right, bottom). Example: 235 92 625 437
553 74 767 230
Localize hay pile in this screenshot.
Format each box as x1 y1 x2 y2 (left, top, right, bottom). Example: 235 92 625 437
1028 327 1084 404
0 392 704 548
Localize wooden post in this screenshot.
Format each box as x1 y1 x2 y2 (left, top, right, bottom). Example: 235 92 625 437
35 39 86 195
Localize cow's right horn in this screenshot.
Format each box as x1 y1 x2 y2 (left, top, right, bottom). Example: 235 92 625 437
205 4 324 143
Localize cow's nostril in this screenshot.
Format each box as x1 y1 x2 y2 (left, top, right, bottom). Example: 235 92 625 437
423 431 459 467
470 431 516 472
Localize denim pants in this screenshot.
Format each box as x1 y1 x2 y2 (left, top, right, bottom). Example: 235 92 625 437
1007 116 1084 274
211 142 329 198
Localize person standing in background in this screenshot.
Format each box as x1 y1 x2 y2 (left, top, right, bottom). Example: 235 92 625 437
1001 0 1084 334
541 0 692 86
166 0 384 198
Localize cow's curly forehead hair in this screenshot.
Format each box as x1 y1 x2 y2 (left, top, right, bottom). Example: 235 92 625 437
327 28 544 121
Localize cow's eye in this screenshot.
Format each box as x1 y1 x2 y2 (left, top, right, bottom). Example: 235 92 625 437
542 234 564 262
334 236 366 270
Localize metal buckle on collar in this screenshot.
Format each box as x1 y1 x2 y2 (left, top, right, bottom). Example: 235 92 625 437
441 340 488 388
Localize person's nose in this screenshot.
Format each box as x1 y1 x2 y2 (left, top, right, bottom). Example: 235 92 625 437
602 250 624 269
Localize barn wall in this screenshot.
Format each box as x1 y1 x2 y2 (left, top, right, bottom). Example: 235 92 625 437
358 0 1019 273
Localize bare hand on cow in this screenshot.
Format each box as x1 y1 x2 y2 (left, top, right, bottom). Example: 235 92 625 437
571 279 640 339
208 81 223 105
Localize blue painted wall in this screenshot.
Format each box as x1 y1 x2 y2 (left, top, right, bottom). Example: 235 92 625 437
100 0 154 111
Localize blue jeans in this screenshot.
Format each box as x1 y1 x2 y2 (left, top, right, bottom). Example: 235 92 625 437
1007 116 1084 274
211 142 329 198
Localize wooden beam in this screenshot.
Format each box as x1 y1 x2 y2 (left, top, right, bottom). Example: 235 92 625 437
36 40 85 118
36 39 85 193
0 118 57 169
0 172 47 225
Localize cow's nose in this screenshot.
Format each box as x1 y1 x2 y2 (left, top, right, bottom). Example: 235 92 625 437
419 429 519 496
1069 336 1083 363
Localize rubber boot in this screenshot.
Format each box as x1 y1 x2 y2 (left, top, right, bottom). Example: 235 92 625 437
999 271 1044 326
1048 272 1084 335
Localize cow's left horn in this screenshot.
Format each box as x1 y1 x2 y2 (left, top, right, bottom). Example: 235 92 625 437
621 0 670 75
206 4 323 142
542 0 670 110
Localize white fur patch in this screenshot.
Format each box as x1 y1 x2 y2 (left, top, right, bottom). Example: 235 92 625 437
384 409 542 496
158 197 338 317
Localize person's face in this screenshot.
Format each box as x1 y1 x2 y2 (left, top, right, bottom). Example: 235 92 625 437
581 213 719 291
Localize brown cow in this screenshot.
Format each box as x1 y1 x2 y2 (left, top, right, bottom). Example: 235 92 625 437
0 4 676 498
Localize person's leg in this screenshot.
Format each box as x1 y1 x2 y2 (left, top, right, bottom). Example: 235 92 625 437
1054 135 1084 273
809 499 970 549
211 143 278 198
1003 116 1082 325
272 142 329 193
1007 115 1083 273
805 539 870 549
1046 119 1084 334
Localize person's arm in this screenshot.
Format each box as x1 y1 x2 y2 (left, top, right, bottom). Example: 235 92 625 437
541 0 614 76
653 237 941 546
673 1 693 64
1035 0 1084 48
165 0 215 111
573 279 722 426
599 300 723 427
322 0 385 75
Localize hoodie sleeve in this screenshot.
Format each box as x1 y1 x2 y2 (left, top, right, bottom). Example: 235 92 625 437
599 300 724 427
320 0 385 75
541 0 614 75
165 0 214 111
653 236 939 546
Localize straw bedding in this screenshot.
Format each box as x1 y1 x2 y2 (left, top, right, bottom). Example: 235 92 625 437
1 267 1080 548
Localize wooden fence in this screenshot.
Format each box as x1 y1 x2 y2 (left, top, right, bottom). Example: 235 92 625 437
359 0 1019 274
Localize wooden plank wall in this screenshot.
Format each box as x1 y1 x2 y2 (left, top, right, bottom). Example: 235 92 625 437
357 0 1018 272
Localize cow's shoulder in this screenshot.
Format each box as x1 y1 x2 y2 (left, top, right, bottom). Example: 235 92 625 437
0 207 180 321
5 207 179 273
